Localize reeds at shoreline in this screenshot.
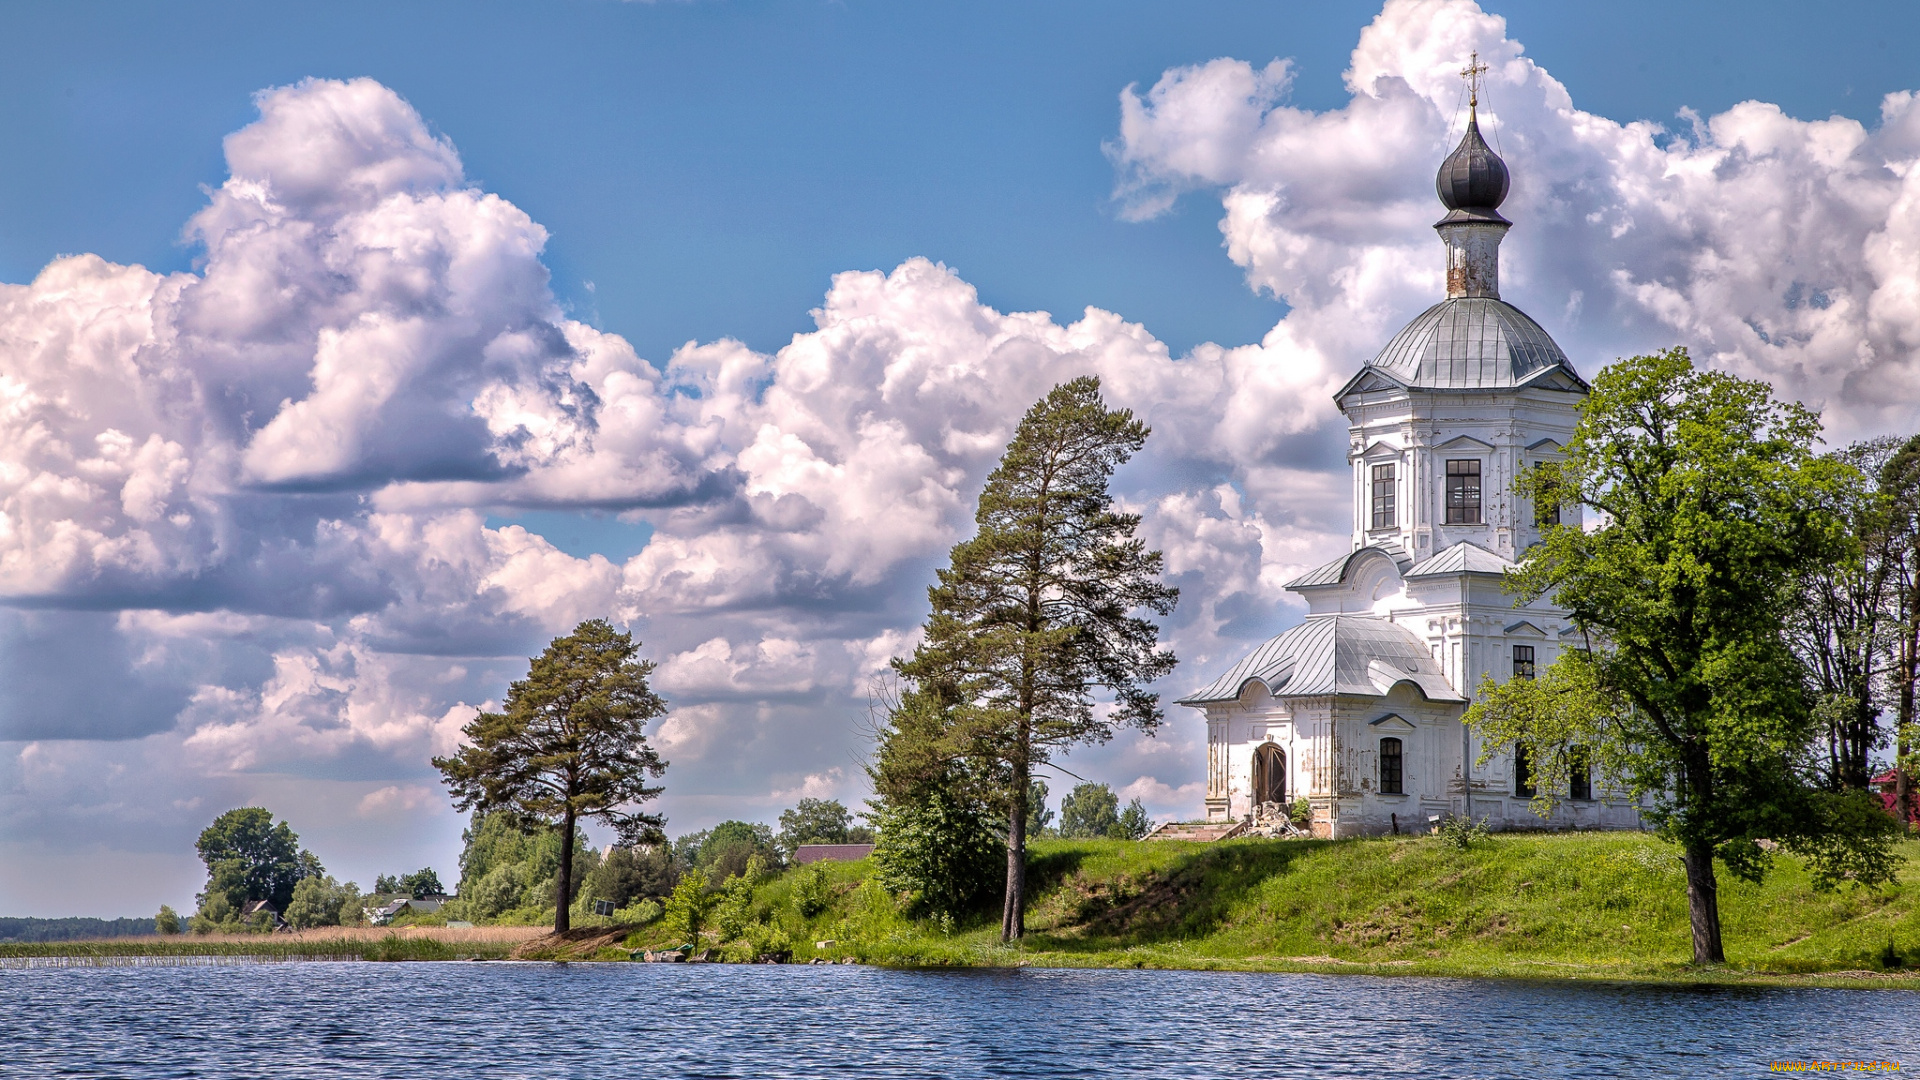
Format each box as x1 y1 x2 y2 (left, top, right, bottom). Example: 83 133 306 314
0 924 546 962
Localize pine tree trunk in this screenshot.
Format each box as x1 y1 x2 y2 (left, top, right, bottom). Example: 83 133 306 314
1001 757 1029 942
1681 841 1725 964
1901 601 1919 825
555 805 576 934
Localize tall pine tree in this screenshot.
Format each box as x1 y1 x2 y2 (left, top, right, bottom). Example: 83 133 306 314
894 376 1177 940
434 620 668 933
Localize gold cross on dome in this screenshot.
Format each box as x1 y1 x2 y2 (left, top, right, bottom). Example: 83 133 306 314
1461 50 1488 109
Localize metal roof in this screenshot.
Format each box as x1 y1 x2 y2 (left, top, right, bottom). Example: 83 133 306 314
1178 614 1461 706
1404 541 1519 578
1284 544 1413 590
1362 297 1578 391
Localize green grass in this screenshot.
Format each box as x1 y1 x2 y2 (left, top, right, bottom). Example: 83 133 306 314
616 832 1920 985
17 834 1918 984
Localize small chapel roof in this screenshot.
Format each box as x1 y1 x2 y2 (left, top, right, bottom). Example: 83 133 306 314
1178 614 1462 706
1284 543 1412 589
1404 540 1519 578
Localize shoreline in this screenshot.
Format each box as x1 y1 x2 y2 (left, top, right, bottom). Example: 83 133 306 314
7 931 1918 990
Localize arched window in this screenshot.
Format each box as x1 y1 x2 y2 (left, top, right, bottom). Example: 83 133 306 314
1251 742 1286 808
1379 737 1403 795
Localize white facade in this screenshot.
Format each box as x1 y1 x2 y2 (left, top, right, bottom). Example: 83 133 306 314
1178 111 1644 836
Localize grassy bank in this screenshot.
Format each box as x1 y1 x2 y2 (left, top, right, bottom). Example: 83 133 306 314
598 831 1920 986
18 834 1919 985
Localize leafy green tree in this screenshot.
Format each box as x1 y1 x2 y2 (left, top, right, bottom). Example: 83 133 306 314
893 376 1178 941
402 869 443 897
689 820 780 879
154 905 180 935
434 619 669 933
1059 782 1121 838
775 799 872 858
867 681 1009 921
373 870 441 897
1880 435 1920 824
581 844 677 909
1026 780 1054 836
1469 349 1901 964
194 807 321 914
284 876 361 930
869 785 1006 922
1118 798 1152 840
1786 438 1903 791
449 811 597 922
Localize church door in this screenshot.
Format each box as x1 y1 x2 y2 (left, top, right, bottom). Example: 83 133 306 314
1252 742 1286 809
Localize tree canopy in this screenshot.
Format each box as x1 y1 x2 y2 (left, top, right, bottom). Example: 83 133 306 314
194 807 321 917
1469 348 1900 964
374 869 444 898
434 619 669 933
890 376 1178 940
775 798 871 859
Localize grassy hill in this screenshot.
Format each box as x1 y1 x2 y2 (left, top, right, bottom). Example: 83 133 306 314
599 831 1920 984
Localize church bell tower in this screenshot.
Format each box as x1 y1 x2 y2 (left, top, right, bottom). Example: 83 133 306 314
1333 54 1588 565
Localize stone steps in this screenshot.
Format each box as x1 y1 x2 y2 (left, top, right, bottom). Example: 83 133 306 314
1142 820 1248 843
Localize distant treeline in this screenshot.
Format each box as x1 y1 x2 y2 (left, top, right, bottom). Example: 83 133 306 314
0 917 152 942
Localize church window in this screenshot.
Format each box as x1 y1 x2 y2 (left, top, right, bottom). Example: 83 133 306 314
1512 644 1535 680
1445 459 1482 524
1514 744 1535 798
1370 464 1396 529
1570 747 1592 800
1379 737 1403 795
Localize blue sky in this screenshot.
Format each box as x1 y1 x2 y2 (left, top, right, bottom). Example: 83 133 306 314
4 1 1920 916
4 1 1916 368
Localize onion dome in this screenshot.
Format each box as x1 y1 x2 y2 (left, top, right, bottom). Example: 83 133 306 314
1434 113 1510 225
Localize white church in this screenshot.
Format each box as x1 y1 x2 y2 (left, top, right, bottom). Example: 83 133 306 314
1179 97 1644 838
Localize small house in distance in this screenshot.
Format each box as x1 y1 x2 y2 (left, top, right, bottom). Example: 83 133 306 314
365 895 448 926
794 844 874 864
241 899 290 932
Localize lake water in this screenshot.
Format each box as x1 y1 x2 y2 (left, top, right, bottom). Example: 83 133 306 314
3 962 1914 1077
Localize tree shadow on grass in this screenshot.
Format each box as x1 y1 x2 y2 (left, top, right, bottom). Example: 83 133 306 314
1022 839 1330 953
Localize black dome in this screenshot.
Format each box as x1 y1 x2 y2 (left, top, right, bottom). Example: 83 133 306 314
1435 115 1509 223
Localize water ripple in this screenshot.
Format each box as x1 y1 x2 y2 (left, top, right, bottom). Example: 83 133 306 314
1 963 1913 1078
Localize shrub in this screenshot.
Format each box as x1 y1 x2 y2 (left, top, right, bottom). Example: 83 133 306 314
714 856 765 941
790 862 832 919
154 905 180 935
663 868 711 945
1437 815 1490 851
615 898 662 925
869 789 1005 921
